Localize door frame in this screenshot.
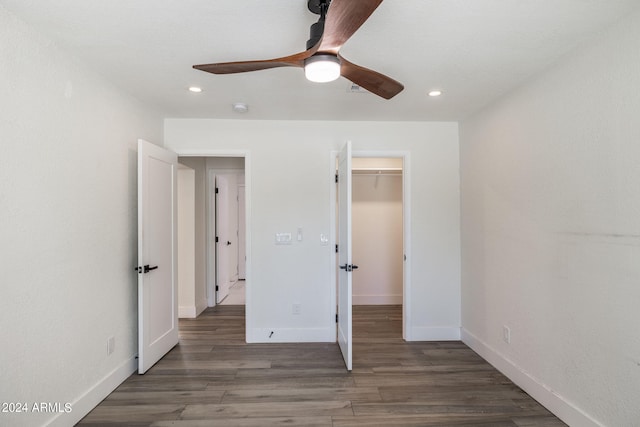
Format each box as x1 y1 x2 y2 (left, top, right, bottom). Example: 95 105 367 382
330 149 411 341
174 149 251 341
209 171 244 305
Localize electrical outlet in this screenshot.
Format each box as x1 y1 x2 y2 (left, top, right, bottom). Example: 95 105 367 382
107 336 115 355
292 303 301 315
502 326 511 344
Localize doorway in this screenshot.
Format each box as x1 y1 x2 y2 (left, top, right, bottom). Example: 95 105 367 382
333 149 411 361
177 155 247 321
351 157 404 313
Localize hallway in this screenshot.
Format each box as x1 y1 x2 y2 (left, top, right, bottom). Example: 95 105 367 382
219 280 245 305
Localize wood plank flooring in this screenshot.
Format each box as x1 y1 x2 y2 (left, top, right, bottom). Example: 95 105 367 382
78 305 566 426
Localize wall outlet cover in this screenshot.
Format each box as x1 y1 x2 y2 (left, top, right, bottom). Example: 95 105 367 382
502 326 511 344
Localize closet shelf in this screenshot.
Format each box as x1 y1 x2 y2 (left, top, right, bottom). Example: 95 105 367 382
352 168 402 176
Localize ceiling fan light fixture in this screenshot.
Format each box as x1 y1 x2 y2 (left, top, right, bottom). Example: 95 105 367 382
304 54 341 83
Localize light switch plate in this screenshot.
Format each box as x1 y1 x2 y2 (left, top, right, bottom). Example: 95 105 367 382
275 233 292 245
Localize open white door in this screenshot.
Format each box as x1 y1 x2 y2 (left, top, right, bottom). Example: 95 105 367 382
238 185 247 280
137 139 179 374
337 141 354 371
215 175 231 303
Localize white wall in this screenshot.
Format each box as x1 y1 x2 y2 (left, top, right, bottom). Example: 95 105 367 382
165 119 460 342
178 157 208 315
0 6 163 426
459 7 640 427
177 166 197 317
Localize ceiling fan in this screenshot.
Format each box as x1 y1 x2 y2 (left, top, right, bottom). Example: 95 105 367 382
193 0 404 100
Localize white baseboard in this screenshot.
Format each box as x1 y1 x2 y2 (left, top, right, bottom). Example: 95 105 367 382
249 327 334 343
179 305 197 318
461 328 603 427
46 355 137 427
195 300 208 317
409 326 461 341
353 294 402 305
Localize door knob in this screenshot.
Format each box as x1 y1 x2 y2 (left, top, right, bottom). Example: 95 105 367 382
339 264 358 272
226 241 232 246
143 265 158 273
134 265 158 274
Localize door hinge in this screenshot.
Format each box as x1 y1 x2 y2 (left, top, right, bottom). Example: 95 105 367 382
215 236 219 243
335 244 339 253
215 187 219 194
335 173 338 183
215 285 219 291
336 314 338 323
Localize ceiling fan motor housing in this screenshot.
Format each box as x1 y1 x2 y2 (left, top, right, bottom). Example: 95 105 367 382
306 0 330 49
306 20 324 49
307 0 331 15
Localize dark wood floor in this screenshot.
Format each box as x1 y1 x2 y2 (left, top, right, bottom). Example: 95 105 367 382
78 305 565 426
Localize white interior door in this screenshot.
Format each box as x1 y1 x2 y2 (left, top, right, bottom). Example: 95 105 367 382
337 141 353 371
137 139 179 374
238 184 246 280
227 174 239 284
216 175 231 303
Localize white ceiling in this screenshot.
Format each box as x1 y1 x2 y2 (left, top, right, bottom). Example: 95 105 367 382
4 0 638 121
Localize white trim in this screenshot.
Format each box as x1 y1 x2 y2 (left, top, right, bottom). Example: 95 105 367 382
329 150 338 344
46 356 137 427
206 168 216 308
353 295 403 305
330 149 412 342
411 326 461 341
402 153 412 341
251 327 335 343
175 149 249 157
462 329 603 427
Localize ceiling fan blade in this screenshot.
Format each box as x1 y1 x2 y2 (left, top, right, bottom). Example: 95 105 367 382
319 0 384 53
193 47 318 74
339 54 404 99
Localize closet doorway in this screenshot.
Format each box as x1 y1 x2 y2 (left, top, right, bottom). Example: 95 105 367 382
352 157 404 312
334 151 410 354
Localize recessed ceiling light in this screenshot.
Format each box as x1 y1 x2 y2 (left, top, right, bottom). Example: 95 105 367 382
188 86 202 93
428 90 443 97
233 102 249 113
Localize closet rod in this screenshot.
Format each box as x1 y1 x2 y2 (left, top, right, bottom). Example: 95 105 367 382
352 170 402 176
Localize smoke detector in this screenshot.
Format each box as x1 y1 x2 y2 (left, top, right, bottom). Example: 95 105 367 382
232 102 248 113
